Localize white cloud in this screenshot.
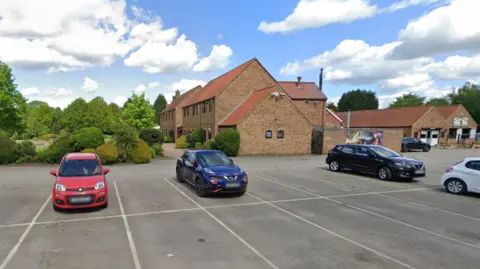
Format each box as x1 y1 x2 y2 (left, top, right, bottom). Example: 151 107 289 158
21 87 40 96
112 96 128 107
134 84 147 93
81 76 99 92
421 54 480 80
44 88 73 96
258 0 377 34
167 79 206 92
382 73 434 92
148 82 160 88
380 0 448 13
390 0 480 59
217 33 223 40
193 45 233 72
34 97 74 109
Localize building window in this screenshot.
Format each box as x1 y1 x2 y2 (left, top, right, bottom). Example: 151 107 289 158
265 130 272 139
209 100 213 112
413 132 418 138
202 102 206 113
277 130 284 139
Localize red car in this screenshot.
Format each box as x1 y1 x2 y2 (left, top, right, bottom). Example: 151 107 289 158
50 152 110 211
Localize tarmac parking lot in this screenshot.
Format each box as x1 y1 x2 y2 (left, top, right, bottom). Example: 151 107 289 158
0 148 479 269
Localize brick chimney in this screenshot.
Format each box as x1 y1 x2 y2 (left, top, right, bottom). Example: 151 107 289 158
296 76 302 88
319 68 323 91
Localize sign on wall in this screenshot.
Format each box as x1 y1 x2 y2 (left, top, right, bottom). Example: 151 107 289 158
453 116 468 127
346 131 383 145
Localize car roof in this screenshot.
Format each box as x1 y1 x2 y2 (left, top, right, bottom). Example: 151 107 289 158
187 149 223 154
463 157 480 162
335 144 381 148
64 153 98 160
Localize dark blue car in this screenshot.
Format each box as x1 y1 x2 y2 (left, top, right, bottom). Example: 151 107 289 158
176 150 248 197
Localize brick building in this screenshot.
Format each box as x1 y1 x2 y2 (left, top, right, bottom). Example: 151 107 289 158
160 57 328 155
436 105 477 141
336 106 449 146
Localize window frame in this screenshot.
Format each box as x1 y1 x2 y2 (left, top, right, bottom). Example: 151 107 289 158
465 161 480 171
277 130 284 139
265 130 273 139
340 146 355 155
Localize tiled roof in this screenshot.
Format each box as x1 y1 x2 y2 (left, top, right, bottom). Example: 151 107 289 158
182 58 255 107
161 86 202 113
219 86 276 126
278 81 327 100
325 108 343 126
434 105 461 119
336 106 432 128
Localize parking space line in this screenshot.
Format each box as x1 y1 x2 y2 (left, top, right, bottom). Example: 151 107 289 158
0 195 50 269
0 223 29 228
35 214 124 225
245 192 416 269
164 178 280 269
257 175 480 250
114 181 142 269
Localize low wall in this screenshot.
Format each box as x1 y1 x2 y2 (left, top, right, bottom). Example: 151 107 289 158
322 128 403 154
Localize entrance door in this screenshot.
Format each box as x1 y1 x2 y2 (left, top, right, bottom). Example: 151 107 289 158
430 130 439 146
420 130 428 144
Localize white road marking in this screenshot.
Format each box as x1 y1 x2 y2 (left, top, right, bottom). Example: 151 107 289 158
0 195 50 269
0 223 30 228
114 181 142 269
36 214 124 225
246 192 416 269
257 175 480 249
164 178 280 269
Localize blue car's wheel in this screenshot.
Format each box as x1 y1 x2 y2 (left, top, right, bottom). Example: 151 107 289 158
176 167 184 183
195 178 207 197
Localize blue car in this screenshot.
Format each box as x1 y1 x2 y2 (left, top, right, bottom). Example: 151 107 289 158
176 150 248 197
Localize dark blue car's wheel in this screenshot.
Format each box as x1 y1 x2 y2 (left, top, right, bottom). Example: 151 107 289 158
195 178 207 197
176 167 184 183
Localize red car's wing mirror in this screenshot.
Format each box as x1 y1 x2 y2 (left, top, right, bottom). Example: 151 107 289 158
103 168 110 174
50 170 57 176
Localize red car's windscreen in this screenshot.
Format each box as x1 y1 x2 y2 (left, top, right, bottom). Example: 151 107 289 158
59 159 101 177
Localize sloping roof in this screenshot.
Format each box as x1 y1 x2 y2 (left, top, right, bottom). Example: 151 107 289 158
336 106 432 128
182 58 255 107
219 86 276 126
434 105 461 119
278 81 327 100
325 108 343 126
162 86 202 113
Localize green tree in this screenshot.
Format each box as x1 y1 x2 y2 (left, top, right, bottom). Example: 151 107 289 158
425 97 450 106
86 97 115 134
337 89 379 112
0 61 27 133
63 98 88 132
153 94 167 122
450 82 480 122
25 101 56 137
108 103 121 118
326 102 337 111
122 92 156 130
389 93 425 108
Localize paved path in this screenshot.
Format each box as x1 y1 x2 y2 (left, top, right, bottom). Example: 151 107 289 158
162 143 184 158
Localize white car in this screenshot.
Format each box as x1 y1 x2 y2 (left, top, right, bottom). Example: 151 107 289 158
441 157 480 195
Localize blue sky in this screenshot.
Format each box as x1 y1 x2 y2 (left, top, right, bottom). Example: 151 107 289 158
2 0 478 108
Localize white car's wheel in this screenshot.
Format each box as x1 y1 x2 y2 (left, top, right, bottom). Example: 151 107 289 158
445 178 467 195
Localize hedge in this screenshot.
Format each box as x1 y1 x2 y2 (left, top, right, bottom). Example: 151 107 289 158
0 135 17 164
81 148 97 153
69 127 104 152
201 139 215 150
37 135 71 164
164 136 173 143
214 129 240 156
139 128 164 146
132 139 152 164
176 135 189 149
195 142 202 149
152 143 164 155
96 143 118 164
191 128 205 146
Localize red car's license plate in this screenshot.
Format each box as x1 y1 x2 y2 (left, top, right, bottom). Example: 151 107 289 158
70 196 92 203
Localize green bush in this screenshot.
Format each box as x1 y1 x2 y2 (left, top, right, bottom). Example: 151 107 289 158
152 143 164 155
58 129 69 138
150 148 156 158
96 143 118 164
191 128 205 146
37 135 71 163
201 139 215 149
214 129 240 157
186 133 195 148
164 136 173 143
0 135 17 164
132 139 152 164
16 156 37 164
175 135 189 149
81 148 96 153
139 128 164 146
69 127 104 152
39 133 56 141
113 125 138 163
14 140 37 159
195 142 202 149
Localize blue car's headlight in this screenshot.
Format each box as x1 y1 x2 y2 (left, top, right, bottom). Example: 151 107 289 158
203 168 215 175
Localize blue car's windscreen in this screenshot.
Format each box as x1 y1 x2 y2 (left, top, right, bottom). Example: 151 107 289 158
59 159 102 177
197 152 232 167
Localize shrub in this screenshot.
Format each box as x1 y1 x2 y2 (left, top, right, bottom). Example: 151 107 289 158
191 128 205 145
0 135 17 164
195 142 202 149
164 136 173 143
58 129 69 138
152 143 164 155
114 125 138 163
82 148 96 153
214 129 240 156
132 139 152 164
200 139 214 149
175 135 189 149
16 156 37 164
186 133 195 148
139 128 164 146
14 141 37 159
69 127 104 152
37 135 71 163
40 133 56 141
96 143 118 164
150 148 156 158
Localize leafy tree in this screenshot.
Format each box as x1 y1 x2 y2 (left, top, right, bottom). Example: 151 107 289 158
153 94 167 122
122 92 156 130
86 97 115 134
450 82 480 123
63 98 88 132
389 93 425 108
108 103 121 118
25 101 57 138
337 89 379 112
139 128 164 146
425 97 450 106
326 102 337 111
0 61 27 133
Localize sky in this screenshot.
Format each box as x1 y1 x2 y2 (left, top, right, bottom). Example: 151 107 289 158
1 0 479 109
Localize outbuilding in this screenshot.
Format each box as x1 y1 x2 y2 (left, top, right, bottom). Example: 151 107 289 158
436 105 477 141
